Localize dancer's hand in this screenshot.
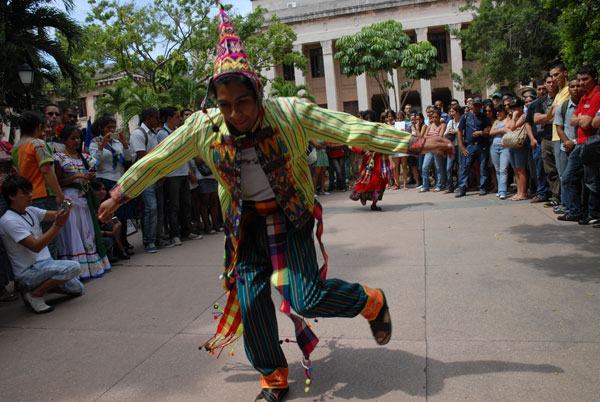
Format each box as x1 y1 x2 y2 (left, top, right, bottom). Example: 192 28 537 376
423 136 455 157
98 198 118 223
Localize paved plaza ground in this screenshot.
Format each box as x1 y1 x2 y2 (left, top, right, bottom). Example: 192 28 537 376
1 187 599 402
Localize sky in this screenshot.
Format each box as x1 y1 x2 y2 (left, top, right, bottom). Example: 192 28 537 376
70 0 253 23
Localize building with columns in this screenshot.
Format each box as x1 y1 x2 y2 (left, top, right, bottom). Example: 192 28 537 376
252 0 481 115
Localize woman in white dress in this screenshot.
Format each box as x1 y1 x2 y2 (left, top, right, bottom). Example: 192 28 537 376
54 125 111 279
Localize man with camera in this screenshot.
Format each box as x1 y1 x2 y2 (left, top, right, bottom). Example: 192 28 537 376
0 175 84 314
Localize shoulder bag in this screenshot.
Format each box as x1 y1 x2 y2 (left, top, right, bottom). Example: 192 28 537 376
501 125 528 148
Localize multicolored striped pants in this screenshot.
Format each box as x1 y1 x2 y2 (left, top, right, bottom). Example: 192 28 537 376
236 212 369 387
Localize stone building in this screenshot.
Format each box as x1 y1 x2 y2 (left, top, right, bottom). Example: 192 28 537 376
253 0 483 115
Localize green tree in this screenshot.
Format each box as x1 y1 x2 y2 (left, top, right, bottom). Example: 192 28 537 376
550 0 600 70
0 0 82 111
268 77 316 103
335 20 441 110
95 81 131 117
80 1 306 93
121 85 170 126
167 75 208 110
455 0 560 93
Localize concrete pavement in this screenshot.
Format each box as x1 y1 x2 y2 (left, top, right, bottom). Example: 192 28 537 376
1 187 599 401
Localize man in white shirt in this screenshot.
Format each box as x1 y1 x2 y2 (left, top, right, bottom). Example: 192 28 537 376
0 175 83 314
129 107 166 253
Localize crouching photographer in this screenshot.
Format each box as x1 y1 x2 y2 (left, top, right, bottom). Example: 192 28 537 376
0 175 83 314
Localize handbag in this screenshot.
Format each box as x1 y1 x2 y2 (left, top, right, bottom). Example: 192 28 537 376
501 125 528 148
307 147 318 165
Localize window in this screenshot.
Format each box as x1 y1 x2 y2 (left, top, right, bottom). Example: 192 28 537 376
283 63 295 81
343 101 358 117
79 98 88 117
408 34 417 44
428 32 448 64
310 47 324 78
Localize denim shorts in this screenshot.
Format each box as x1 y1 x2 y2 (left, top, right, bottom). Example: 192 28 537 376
509 145 529 169
17 259 84 294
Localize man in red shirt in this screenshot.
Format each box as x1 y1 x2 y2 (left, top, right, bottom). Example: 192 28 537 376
560 65 600 224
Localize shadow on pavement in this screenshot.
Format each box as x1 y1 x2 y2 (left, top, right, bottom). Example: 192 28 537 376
325 202 435 214
222 338 562 400
506 223 600 283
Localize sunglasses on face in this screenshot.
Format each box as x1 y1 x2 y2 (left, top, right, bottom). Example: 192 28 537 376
46 112 59 117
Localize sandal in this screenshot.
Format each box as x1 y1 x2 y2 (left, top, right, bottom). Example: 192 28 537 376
255 387 289 402
369 289 392 345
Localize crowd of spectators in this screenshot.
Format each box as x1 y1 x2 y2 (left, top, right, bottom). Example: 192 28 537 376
308 64 600 227
0 104 222 312
1 62 599 313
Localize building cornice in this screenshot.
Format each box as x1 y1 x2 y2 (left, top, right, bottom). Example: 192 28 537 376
263 0 439 25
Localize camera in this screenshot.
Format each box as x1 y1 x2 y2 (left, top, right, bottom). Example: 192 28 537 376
60 200 72 211
111 216 119 224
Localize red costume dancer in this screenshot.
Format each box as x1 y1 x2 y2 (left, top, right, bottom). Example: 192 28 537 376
350 148 391 211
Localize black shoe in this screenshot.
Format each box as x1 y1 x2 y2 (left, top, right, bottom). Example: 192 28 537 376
455 190 466 198
116 250 131 260
578 217 600 225
557 214 583 222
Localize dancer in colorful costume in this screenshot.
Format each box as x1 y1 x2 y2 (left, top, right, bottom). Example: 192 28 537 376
98 3 454 401
350 109 392 211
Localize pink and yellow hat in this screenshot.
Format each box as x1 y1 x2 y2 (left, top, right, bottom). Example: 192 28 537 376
203 1 263 110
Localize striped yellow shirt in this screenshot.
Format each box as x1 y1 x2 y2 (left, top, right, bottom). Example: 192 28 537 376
112 97 413 232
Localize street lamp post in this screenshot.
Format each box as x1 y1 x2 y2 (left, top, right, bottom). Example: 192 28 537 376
17 63 34 110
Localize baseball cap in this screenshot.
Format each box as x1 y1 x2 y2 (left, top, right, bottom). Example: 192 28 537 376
472 97 483 105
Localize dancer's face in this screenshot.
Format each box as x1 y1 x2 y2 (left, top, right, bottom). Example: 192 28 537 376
216 82 259 133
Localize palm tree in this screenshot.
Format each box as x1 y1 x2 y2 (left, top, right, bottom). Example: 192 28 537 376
268 77 316 103
96 85 130 116
167 75 207 110
0 0 82 110
121 85 171 126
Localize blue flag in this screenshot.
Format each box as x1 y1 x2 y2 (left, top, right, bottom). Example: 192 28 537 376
84 118 92 151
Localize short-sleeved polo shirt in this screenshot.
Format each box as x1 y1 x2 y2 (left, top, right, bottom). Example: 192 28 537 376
575 85 600 144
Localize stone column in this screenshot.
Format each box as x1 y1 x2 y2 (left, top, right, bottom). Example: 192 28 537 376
321 39 339 110
449 23 465 103
416 27 432 112
356 73 369 111
263 66 276 98
293 44 306 87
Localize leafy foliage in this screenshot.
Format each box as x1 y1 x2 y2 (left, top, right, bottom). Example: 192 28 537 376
550 0 600 70
335 20 441 109
0 0 82 112
456 0 561 93
268 77 316 103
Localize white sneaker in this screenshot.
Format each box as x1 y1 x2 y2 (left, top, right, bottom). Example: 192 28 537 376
145 243 158 253
172 236 183 246
186 233 203 240
23 292 54 314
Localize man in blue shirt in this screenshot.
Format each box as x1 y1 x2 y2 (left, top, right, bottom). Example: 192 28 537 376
456 97 492 197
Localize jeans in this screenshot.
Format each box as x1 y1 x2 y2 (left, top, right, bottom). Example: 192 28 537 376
444 145 460 192
531 144 549 198
32 196 59 259
458 144 488 192
490 142 510 195
17 259 83 294
328 157 346 190
561 144 600 218
166 175 192 238
140 184 158 245
542 139 560 202
421 153 445 190
554 141 569 207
